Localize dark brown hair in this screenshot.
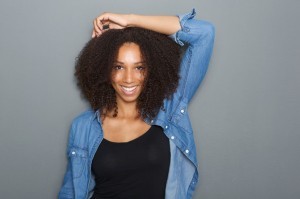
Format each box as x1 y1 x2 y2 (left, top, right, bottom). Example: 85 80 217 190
75 27 180 119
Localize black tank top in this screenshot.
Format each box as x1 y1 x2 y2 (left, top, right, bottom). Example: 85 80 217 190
91 125 170 199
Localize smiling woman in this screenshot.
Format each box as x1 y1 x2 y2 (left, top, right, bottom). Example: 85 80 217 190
58 9 215 199
111 43 147 105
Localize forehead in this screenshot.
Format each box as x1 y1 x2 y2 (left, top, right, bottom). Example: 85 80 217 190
116 42 143 62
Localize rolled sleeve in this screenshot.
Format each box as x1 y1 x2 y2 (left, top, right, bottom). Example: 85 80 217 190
170 9 215 102
169 9 196 46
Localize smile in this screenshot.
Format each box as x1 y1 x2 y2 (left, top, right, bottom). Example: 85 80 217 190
121 86 138 95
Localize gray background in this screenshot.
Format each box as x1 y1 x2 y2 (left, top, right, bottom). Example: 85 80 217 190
0 0 299 198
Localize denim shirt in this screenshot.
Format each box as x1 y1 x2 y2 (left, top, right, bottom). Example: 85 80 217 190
58 9 215 199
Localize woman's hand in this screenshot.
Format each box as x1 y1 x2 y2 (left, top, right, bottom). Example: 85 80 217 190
92 13 131 38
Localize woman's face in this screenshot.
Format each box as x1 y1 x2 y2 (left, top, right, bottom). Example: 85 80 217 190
111 42 147 105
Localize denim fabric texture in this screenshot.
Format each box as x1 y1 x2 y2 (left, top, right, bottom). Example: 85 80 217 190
58 9 215 199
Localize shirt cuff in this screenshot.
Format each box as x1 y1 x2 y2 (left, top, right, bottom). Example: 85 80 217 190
169 8 196 46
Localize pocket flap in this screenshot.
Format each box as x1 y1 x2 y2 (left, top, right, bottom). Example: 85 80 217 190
68 147 88 158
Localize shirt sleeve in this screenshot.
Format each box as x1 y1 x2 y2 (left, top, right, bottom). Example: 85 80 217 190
169 9 215 103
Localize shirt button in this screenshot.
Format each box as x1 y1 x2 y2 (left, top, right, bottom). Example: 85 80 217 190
180 109 185 114
165 125 168 129
185 149 189 154
171 136 175 140
150 120 154 123
71 151 76 155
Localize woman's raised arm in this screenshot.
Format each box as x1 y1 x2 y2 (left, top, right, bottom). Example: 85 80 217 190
92 12 181 37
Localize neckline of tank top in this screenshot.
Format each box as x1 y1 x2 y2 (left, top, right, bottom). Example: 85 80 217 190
102 125 161 144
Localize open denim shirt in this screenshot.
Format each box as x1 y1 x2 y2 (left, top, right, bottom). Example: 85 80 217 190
58 9 215 199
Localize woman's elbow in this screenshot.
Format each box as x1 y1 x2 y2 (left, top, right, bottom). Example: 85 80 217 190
198 20 215 40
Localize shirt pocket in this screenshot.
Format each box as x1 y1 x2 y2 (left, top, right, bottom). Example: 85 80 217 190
68 147 88 179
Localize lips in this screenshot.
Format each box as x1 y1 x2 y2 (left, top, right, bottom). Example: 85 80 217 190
120 86 138 95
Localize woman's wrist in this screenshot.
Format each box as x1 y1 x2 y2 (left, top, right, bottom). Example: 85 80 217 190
126 14 138 28
125 15 180 35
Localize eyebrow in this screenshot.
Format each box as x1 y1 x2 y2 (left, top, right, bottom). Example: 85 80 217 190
114 61 146 65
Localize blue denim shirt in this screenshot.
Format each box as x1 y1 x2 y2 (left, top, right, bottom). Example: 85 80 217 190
58 9 215 199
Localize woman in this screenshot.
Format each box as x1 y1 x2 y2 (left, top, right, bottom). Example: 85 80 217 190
58 9 215 199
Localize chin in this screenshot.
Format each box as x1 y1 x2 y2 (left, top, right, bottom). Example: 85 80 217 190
118 94 140 103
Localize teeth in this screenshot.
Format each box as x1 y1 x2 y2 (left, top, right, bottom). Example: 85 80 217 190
121 86 137 92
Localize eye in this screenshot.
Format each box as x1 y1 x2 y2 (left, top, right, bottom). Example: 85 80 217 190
136 66 146 71
114 65 123 70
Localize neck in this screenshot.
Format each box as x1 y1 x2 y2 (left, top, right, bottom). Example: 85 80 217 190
114 99 140 119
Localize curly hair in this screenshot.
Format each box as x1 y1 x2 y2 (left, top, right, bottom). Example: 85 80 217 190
75 27 180 120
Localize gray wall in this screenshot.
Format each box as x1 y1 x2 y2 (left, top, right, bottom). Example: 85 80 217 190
0 0 299 198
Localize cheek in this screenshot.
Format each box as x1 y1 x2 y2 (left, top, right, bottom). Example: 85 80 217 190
139 72 147 86
111 72 121 83
137 73 144 81
139 70 147 80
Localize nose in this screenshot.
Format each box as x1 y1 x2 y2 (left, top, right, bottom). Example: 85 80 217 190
123 69 134 84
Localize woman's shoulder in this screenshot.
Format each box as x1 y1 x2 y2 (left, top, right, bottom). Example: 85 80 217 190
71 109 97 128
68 109 98 145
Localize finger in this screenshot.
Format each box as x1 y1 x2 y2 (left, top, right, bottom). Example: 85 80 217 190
101 19 110 24
109 22 125 30
96 17 110 31
93 19 101 34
